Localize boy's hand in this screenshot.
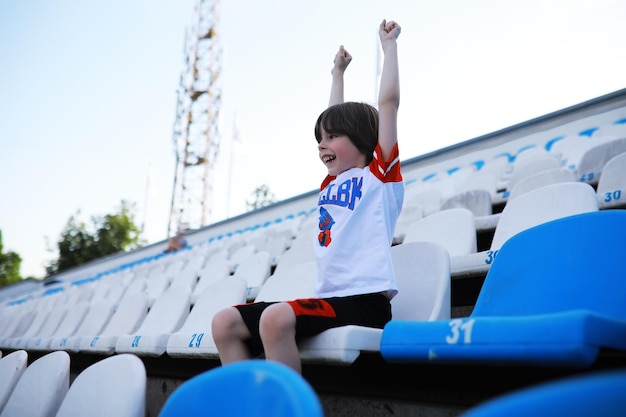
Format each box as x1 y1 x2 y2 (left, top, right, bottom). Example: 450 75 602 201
379 19 401 43
331 45 352 75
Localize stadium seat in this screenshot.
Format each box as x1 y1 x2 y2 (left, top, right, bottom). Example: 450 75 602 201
506 151 561 192
461 368 626 417
229 244 257 271
32 300 90 352
191 257 232 304
0 350 27 414
404 185 442 217
115 284 191 356
440 189 493 217
381 210 626 367
451 181 598 278
166 276 247 358
506 167 576 200
298 241 451 365
576 137 626 185
144 270 173 307
51 299 116 352
157 360 324 417
3 301 53 350
54 354 146 417
0 350 70 417
79 292 149 355
392 202 424 244
596 151 626 209
254 261 317 303
401 208 477 256
272 233 316 275
233 250 272 301
26 302 71 351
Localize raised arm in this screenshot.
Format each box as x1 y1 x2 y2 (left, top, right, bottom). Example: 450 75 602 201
377 19 401 162
328 45 352 107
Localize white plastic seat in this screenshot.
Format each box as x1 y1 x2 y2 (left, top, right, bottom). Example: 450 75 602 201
452 181 599 279
232 251 273 301
392 203 424 245
4 302 54 349
256 235 289 266
596 151 626 209
0 350 28 414
506 167 576 200
272 238 316 275
506 153 561 193
51 299 116 352
32 301 90 352
191 257 232 304
144 271 172 307
166 276 248 358
78 292 149 355
229 244 257 271
26 303 70 350
255 261 318 303
440 189 493 217
576 137 626 186
54 354 146 417
115 284 191 356
0 350 70 417
404 186 442 217
401 208 477 256
298 241 451 365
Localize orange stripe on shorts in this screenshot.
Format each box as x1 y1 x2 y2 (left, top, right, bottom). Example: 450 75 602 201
287 298 336 318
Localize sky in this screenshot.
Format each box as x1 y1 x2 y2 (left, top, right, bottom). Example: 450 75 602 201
1 0 625 279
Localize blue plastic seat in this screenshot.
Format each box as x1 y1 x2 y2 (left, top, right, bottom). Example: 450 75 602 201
158 360 324 417
461 368 626 417
381 210 626 367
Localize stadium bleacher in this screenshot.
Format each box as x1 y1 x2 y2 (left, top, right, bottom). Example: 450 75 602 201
1 88 626 416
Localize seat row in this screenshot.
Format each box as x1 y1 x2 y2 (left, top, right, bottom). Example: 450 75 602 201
157 359 626 417
0 350 145 417
2 210 625 370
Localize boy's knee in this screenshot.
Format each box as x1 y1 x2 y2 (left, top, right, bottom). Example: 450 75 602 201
212 308 238 339
259 303 295 337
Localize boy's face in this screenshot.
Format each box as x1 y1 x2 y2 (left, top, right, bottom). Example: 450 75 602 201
317 129 367 176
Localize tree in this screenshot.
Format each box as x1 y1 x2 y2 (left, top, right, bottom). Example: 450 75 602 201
246 184 277 211
0 229 22 288
46 200 145 276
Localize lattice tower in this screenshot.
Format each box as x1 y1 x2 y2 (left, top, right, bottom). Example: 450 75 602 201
168 0 222 236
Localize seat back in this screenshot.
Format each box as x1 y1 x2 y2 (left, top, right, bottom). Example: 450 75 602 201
0 351 70 417
390 241 451 321
596 151 626 209
54 354 146 417
191 257 232 304
402 208 477 256
576 137 626 185
489 181 598 251
255 261 317 302
0 350 28 414
440 189 493 217
461 368 626 417
166 276 247 358
158 360 323 417
473 210 626 318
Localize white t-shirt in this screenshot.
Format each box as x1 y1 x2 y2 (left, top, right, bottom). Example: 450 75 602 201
313 143 404 299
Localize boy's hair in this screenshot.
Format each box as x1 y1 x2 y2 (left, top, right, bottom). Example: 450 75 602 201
314 102 379 164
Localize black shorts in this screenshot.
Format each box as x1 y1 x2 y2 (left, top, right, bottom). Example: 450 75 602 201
234 293 392 358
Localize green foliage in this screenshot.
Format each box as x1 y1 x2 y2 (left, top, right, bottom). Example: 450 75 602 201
0 229 22 288
245 184 277 211
46 200 146 276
